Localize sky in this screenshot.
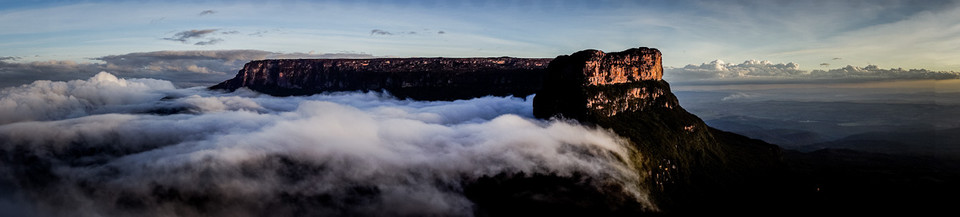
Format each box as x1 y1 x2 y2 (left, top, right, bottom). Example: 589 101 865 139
1 0 959 88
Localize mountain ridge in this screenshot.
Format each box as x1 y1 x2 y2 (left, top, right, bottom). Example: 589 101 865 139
210 57 552 101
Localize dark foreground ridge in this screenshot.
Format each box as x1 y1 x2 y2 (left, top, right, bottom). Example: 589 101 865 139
210 57 552 100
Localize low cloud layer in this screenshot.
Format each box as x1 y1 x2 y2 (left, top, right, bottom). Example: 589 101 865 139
667 60 806 80
0 50 375 88
665 60 960 83
0 73 653 216
809 65 959 80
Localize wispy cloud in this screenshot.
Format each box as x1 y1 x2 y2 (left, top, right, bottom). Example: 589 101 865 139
248 30 268 37
194 38 223 46
163 29 219 43
148 17 166 24
370 29 393 36
370 29 446 36
198 9 216 16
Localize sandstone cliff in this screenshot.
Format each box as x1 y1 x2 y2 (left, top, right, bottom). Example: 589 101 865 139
533 48 675 119
210 58 552 100
533 47 786 214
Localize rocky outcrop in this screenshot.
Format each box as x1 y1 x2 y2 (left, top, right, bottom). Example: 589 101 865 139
533 47 787 214
533 48 675 119
210 58 552 100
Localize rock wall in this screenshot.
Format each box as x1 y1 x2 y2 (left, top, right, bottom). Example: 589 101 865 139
210 58 552 100
533 47 787 214
533 47 677 119
576 49 663 86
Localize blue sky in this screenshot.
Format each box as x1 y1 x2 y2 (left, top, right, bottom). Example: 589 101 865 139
2 0 959 71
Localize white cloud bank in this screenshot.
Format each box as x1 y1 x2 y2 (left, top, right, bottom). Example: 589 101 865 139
0 72 654 216
665 60 960 83
0 50 375 88
667 60 806 80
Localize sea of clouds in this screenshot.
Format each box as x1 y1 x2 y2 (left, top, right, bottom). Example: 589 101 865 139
0 72 653 216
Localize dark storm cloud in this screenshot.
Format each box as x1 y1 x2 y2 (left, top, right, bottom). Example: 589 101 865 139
198 10 216 16
0 73 655 216
0 50 376 88
163 29 219 43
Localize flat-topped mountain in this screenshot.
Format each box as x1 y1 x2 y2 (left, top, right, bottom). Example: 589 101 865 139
533 47 786 214
209 47 788 215
210 57 552 100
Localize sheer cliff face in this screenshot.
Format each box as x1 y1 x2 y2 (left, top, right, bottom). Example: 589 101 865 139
210 58 552 101
533 47 678 120
578 49 663 86
534 47 785 213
